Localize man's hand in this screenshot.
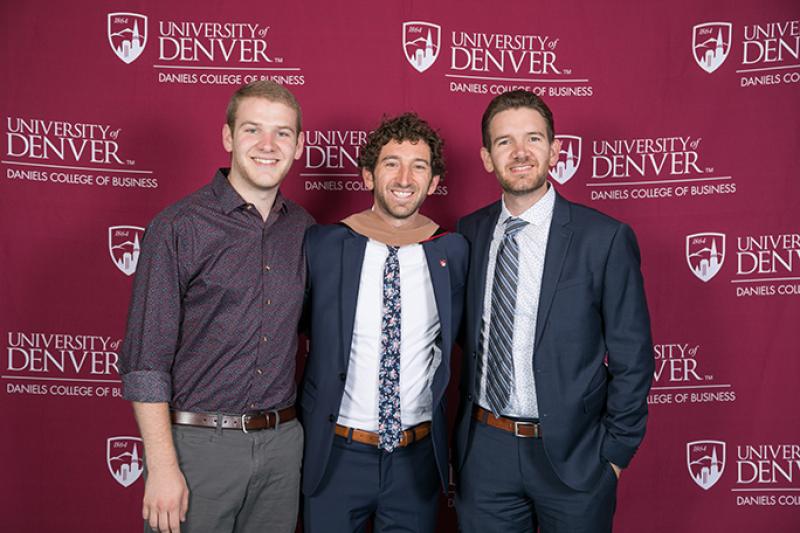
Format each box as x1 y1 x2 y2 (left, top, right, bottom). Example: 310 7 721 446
132 402 189 532
143 464 189 533
610 462 622 479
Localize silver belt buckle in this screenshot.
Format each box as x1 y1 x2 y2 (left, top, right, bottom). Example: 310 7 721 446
514 421 536 438
241 413 250 434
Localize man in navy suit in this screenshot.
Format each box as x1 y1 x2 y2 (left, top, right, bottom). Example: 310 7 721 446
454 90 654 532
301 113 467 532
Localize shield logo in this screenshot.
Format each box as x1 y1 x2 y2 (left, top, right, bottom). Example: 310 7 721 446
107 436 144 487
403 21 441 73
687 440 726 490
692 22 732 74
108 12 148 64
549 135 582 185
686 232 725 282
109 225 144 276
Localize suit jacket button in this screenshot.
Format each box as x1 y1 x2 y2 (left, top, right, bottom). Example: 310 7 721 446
328 414 335 422
339 373 346 381
472 351 477 359
467 394 473 401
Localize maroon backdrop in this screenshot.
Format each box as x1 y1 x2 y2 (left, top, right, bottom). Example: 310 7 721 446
2 1 799 531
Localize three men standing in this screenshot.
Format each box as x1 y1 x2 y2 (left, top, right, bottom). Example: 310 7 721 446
120 81 312 533
121 82 652 532
454 90 654 532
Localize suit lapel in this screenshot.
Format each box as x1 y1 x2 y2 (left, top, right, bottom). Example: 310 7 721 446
423 238 451 350
423 237 454 408
340 233 367 369
471 202 501 348
534 193 573 349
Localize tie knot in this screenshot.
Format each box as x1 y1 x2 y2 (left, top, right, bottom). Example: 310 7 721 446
503 217 528 237
387 245 399 256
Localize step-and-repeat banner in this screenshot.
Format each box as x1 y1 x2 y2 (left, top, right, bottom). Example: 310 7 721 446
2 1 798 531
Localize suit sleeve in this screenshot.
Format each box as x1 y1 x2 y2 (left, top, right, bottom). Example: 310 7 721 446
298 225 317 338
600 223 654 468
454 218 471 349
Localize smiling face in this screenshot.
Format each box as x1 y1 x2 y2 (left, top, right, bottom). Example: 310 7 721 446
222 96 304 201
481 107 560 206
363 139 440 227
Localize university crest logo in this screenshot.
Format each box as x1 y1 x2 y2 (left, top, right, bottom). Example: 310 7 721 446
686 232 726 282
107 436 144 487
108 12 148 64
402 21 441 73
687 440 726 490
692 22 732 74
549 135 582 185
109 225 144 276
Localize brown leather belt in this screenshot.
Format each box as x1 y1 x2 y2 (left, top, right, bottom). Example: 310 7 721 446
335 422 432 448
171 406 296 433
474 406 542 438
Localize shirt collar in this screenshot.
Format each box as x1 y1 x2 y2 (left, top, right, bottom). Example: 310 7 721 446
212 168 288 216
500 181 556 227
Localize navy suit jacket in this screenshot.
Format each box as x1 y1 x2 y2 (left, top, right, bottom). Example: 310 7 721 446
454 192 654 491
300 223 468 496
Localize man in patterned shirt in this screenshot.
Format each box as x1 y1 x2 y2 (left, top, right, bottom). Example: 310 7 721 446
120 80 313 533
300 113 467 532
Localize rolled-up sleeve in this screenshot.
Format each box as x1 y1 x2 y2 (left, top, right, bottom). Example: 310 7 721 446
119 212 184 403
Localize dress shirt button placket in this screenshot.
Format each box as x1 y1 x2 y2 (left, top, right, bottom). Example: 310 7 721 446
256 226 271 387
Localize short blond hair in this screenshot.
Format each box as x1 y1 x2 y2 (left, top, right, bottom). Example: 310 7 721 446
226 80 302 132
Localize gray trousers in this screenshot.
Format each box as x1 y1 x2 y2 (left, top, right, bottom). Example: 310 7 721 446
147 418 303 533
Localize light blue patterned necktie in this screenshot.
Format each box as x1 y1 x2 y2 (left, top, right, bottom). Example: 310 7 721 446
378 245 402 452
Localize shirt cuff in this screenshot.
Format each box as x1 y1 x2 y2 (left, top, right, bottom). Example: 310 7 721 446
122 370 172 403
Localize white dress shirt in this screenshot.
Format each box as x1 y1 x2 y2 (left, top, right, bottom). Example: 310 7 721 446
477 184 555 418
338 240 441 431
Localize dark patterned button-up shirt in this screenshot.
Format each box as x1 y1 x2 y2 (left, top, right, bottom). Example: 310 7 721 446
120 169 314 413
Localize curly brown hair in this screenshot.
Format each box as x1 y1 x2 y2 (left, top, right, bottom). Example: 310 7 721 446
358 113 446 177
